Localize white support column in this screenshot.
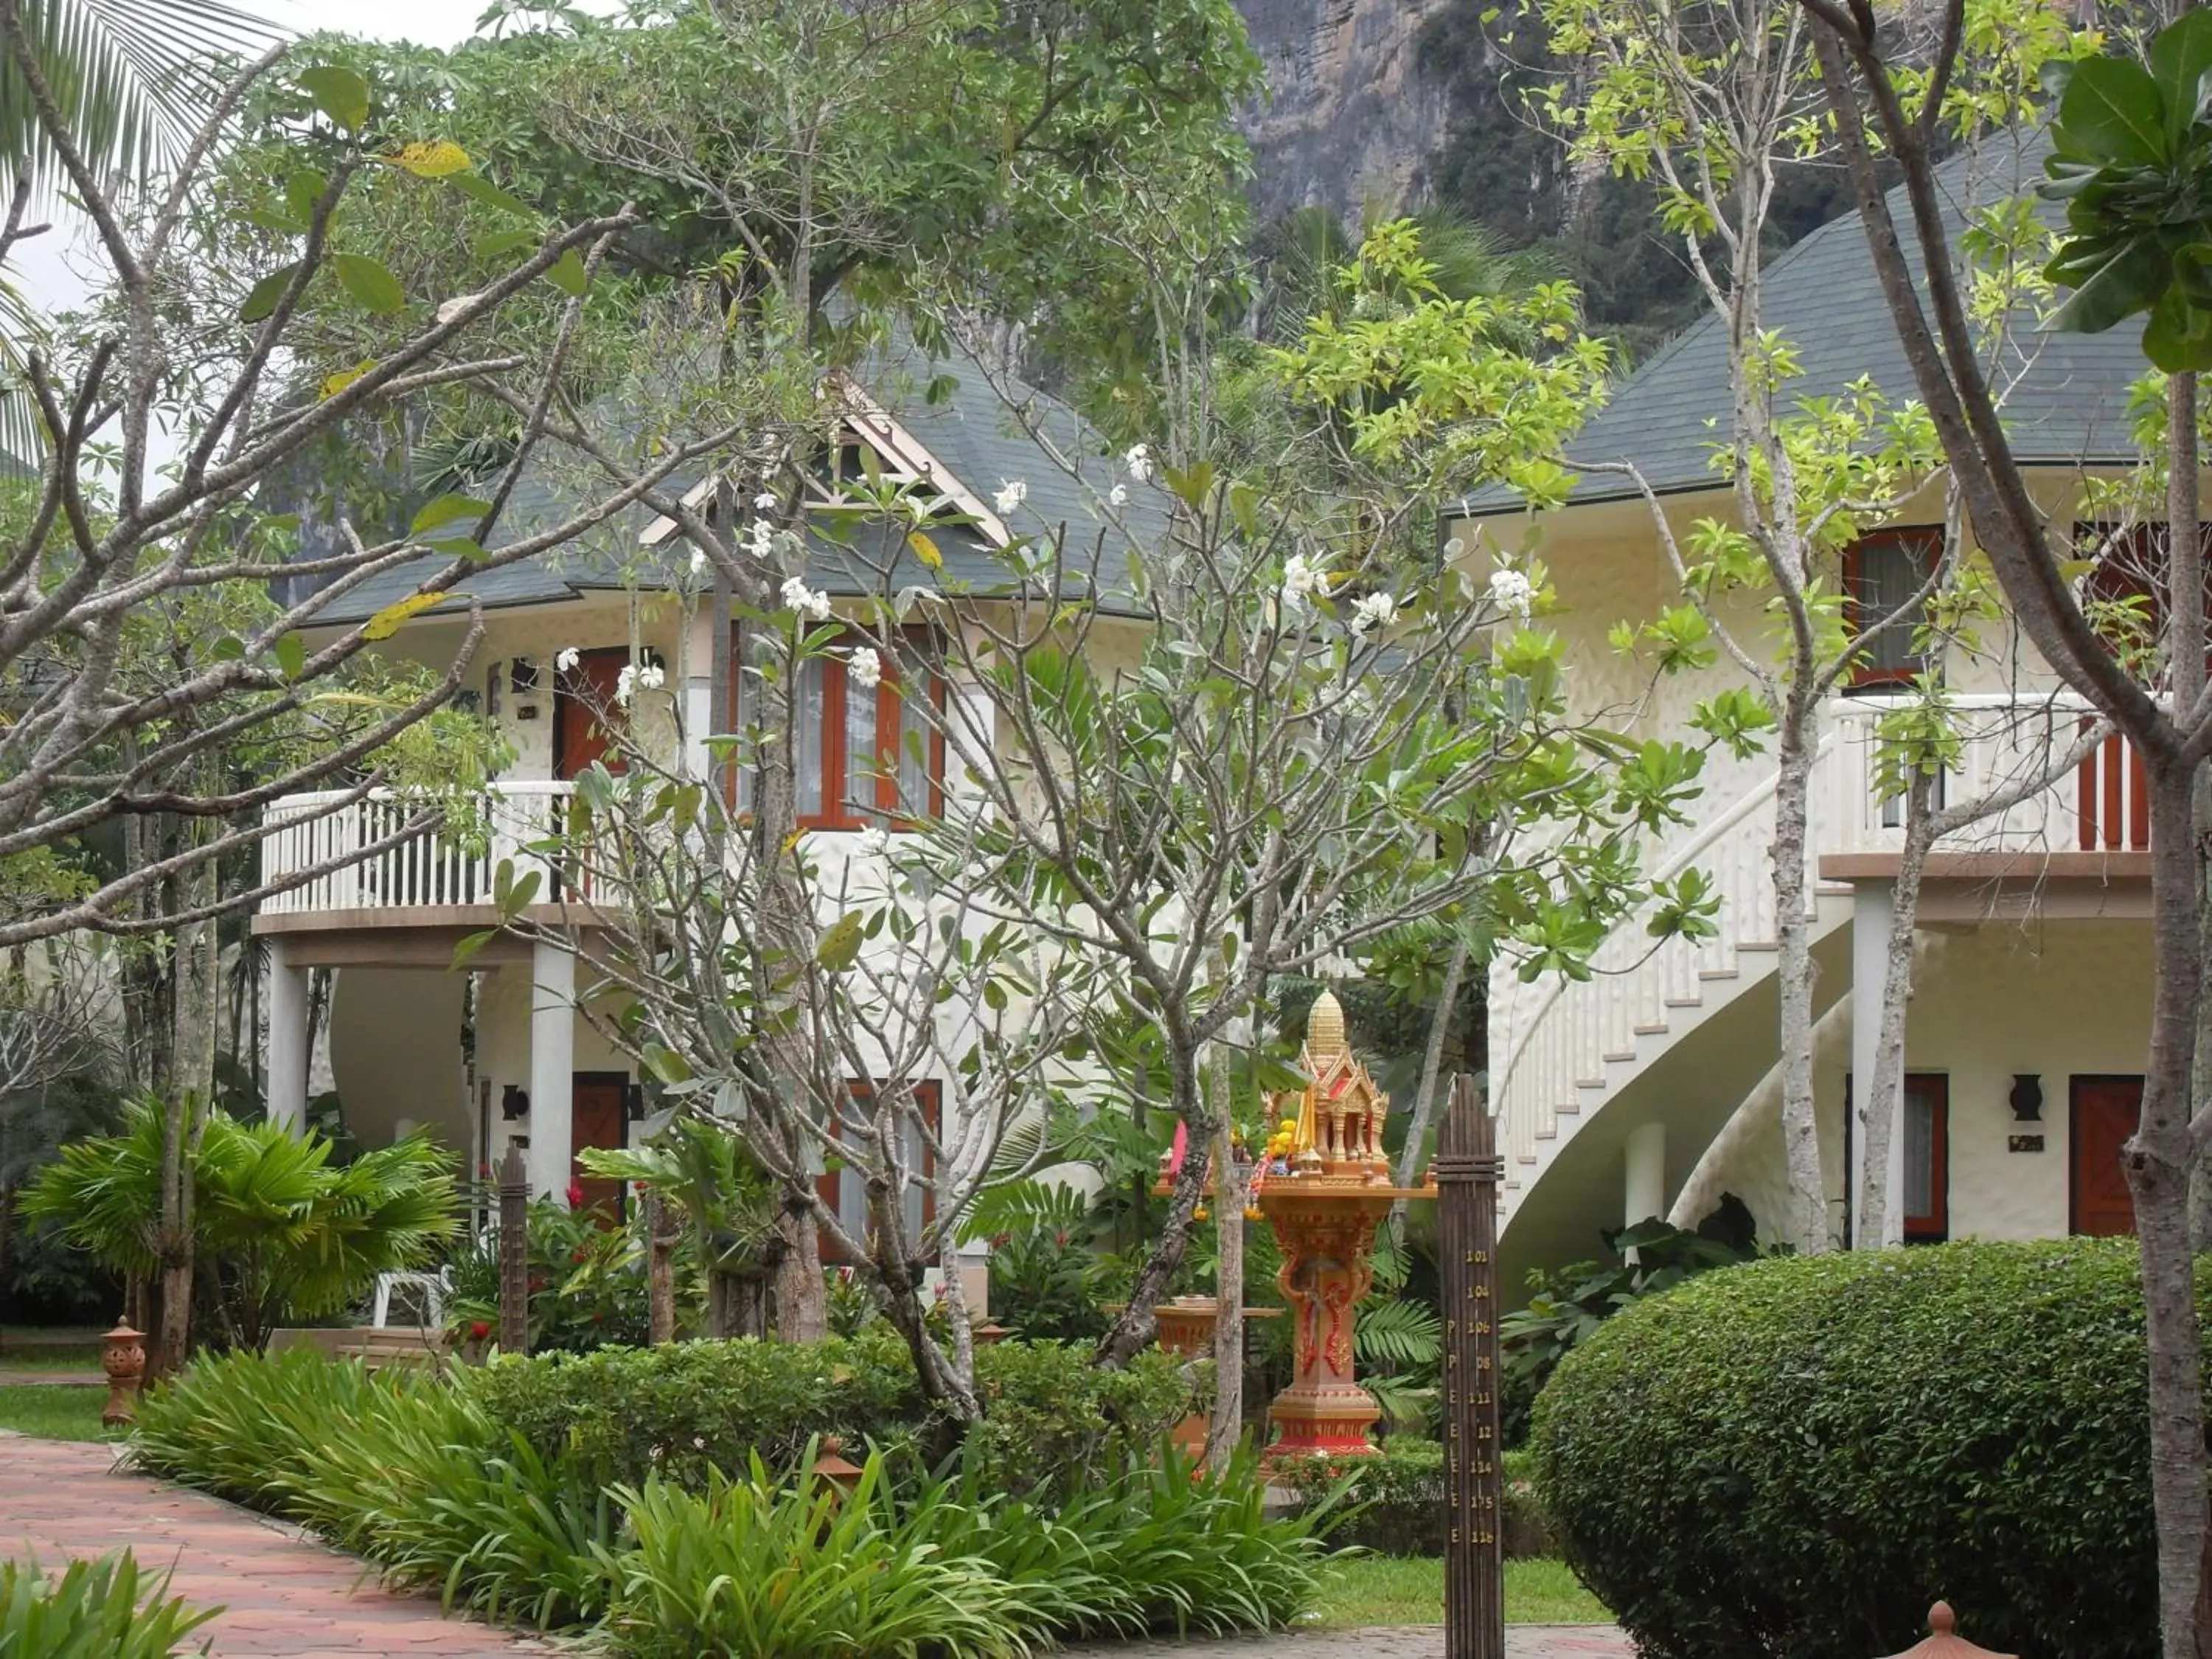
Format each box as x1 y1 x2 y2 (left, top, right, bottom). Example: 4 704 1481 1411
682 605 716 783
1849 879 1905 1248
265 935 310 1135
1624 1121 1666 1228
527 937 577 1203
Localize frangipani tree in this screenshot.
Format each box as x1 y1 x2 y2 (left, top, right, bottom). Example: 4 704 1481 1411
1530 0 2096 1253
836 223 1727 1374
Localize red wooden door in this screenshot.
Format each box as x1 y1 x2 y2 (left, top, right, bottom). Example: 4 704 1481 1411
571 1074 628 1221
554 650 628 780
2072 1077 2142 1237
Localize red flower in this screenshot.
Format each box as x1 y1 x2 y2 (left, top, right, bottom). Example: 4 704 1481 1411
565 1183 585 1208
527 1276 546 1293
591 1310 605 1324
571 1247 588 1264
469 1321 490 1340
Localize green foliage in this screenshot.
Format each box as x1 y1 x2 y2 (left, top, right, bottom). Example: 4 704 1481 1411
473 1330 925 1492
22 1099 457 1349
1532 1239 2187 1659
605 1452 1014 1659
0 1552 218 1659
444 1194 664 1354
2045 12 2212 368
970 1179 1115 1341
1500 1208 1762 1445
474 1330 1197 1500
962 1339 1198 1498
607 1440 1318 1656
135 1344 1312 1653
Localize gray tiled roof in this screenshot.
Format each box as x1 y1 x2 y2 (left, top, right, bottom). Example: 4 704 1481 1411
306 344 1161 627
1459 131 2153 517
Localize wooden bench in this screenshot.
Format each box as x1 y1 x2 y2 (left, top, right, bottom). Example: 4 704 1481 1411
265 1326 450 1374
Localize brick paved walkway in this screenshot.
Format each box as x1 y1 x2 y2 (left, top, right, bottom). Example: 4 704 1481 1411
0 1433 560 1656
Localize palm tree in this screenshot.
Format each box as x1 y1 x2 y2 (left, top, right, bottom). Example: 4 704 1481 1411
1 0 277 203
0 0 280 463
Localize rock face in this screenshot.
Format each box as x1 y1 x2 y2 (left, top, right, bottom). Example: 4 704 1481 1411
1234 0 1456 226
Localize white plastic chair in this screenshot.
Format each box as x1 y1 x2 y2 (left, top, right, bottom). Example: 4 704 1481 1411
370 1267 451 1329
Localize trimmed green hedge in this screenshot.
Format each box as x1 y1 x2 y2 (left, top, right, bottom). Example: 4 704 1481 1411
1272 1439 1554 1558
473 1329 1198 1498
1532 1238 2188 1659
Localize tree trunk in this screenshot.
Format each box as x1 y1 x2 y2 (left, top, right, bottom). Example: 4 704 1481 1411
1770 709 1827 1253
153 1094 195 1378
1205 1049 1244 1466
1857 773 1935 1247
645 1189 676 1344
1393 938 1470 1219
1098 1043 1213 1367
2139 754 2209 1659
772 1197 827 1343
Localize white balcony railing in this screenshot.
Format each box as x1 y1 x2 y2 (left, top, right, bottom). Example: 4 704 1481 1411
258 782 575 917
1490 692 2146 1218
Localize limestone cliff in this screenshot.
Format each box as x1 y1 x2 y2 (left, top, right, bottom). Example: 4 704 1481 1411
1233 0 1456 225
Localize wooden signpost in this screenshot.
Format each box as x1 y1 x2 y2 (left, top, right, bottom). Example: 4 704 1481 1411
1433 1074 1503 1659
498 1141 531 1357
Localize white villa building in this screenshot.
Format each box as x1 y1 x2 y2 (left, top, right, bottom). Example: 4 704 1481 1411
1461 147 2165 1294
249 150 2171 1304
251 363 1149 1241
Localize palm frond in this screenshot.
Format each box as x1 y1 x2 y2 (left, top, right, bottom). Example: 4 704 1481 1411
1 0 281 204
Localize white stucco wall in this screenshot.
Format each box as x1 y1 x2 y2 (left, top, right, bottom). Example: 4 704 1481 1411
1705 917 2153 1243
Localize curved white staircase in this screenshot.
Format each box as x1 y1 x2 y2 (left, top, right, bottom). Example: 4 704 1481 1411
1489 693 2125 1237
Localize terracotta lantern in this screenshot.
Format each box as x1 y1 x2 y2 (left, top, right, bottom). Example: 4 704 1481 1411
1253 991 1434 1460
99 1321 145 1427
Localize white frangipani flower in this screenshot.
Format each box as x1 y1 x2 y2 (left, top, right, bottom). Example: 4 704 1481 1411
753 491 779 510
690 548 709 574
1124 443 1154 482
780 575 832 621
1279 552 1327 616
1489 567 1535 621
554 647 580 673
746 518 776 561
848 647 883 690
1349 591 1398 636
635 663 664 691
855 825 890 857
994 479 1028 515
615 663 639 706
1108 482 1129 508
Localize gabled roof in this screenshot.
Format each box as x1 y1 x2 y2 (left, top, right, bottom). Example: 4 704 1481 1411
1458 131 2154 518
306 340 1161 627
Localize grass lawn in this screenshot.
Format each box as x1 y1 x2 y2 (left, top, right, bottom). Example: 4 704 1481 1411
0 1385 120 1441
0 1347 102 1372
1312 1554 1610 1628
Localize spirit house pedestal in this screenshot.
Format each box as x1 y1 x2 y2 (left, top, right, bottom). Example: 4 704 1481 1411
1253 992 1434 1460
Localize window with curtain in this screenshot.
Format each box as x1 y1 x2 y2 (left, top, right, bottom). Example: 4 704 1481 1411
815 1079 942 1260
1843 528 1941 688
1902 1073 1949 1242
730 626 945 828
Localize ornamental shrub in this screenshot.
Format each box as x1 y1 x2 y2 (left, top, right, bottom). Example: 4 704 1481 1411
472 1329 1199 1498
1532 1238 2191 1659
